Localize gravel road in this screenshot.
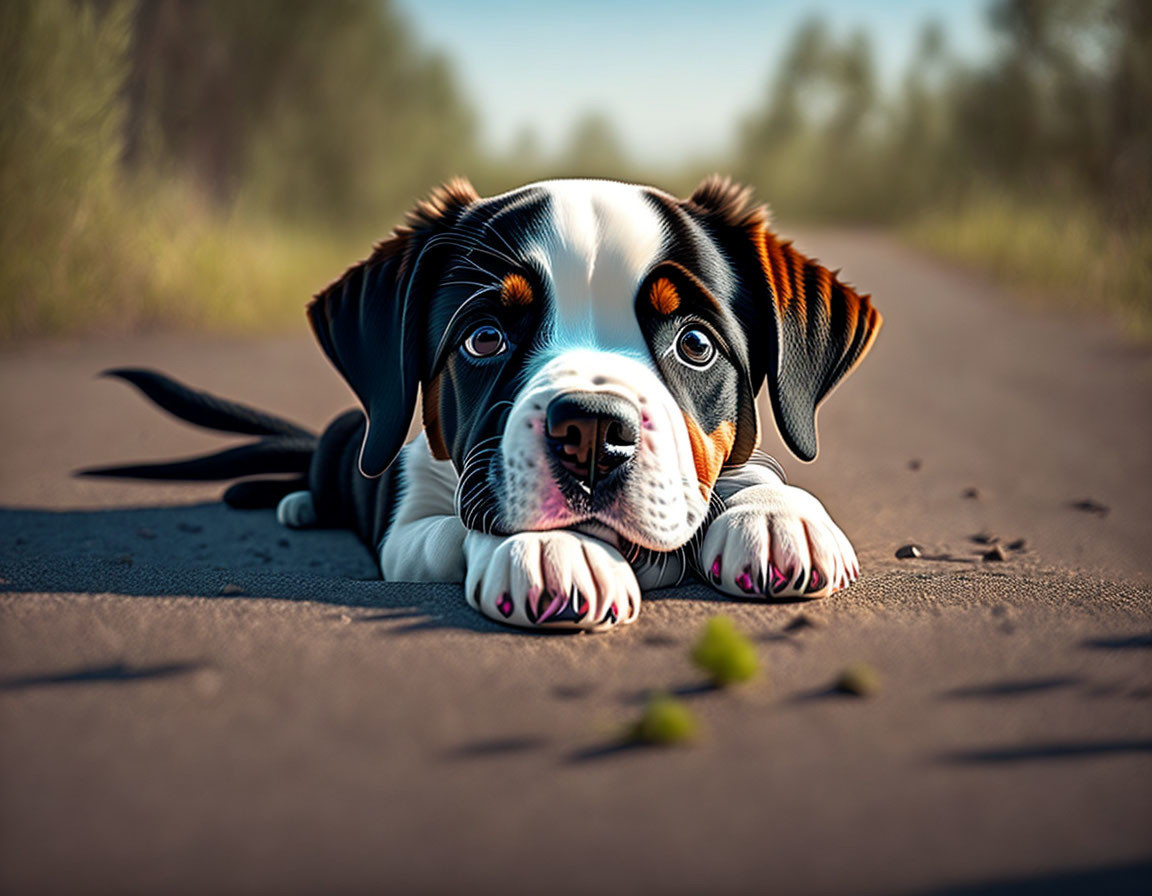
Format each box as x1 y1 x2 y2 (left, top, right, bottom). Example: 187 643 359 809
2 230 1150 894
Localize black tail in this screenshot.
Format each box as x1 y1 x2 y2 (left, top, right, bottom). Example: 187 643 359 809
79 369 318 509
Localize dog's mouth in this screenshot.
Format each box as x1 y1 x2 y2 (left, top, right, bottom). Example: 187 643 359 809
453 447 705 553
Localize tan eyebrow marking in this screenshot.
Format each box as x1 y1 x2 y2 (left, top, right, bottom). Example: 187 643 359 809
500 273 534 306
649 277 680 315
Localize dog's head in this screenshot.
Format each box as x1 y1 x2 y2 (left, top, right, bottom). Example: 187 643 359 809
309 177 880 552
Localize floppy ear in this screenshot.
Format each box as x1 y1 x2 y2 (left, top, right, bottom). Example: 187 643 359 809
688 176 882 462
307 178 479 477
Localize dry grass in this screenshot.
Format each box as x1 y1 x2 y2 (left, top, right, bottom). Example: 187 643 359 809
0 176 370 340
906 193 1152 340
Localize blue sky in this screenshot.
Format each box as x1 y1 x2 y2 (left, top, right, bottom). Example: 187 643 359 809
396 0 993 165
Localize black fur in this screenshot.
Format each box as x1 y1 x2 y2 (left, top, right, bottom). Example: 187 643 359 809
80 370 392 543
85 178 880 570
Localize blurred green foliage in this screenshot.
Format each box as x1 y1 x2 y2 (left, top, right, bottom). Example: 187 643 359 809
0 0 475 338
0 0 1148 339
736 0 1152 225
733 0 1151 333
120 0 474 225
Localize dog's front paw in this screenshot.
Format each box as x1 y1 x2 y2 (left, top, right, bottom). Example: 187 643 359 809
464 531 641 632
700 484 858 599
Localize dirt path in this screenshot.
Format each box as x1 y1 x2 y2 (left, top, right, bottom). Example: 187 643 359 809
2 231 1150 894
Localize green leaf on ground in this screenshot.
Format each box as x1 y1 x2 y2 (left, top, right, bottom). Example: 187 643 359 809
691 615 761 687
629 693 699 746
835 663 881 696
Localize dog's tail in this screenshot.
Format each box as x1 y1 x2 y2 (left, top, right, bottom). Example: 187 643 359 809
78 368 319 509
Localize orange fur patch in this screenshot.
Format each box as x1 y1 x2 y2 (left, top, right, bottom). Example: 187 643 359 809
422 376 450 460
649 277 680 315
754 228 819 317
683 417 736 498
500 273 533 306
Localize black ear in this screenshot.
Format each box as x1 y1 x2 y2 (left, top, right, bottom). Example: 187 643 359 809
688 176 882 462
307 178 479 477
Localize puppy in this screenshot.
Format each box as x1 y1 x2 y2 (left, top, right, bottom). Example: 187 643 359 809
87 177 881 632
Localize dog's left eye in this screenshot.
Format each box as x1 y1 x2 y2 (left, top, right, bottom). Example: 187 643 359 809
462 324 507 359
674 327 715 368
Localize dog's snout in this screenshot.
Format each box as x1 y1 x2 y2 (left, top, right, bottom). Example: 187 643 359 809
545 392 639 492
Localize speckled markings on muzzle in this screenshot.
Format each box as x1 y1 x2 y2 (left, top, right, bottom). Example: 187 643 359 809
493 349 708 552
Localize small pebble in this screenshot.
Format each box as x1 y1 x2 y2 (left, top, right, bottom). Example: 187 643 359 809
835 663 881 697
982 544 1008 562
178 523 203 534
895 544 922 559
1070 498 1109 516
219 583 244 596
961 487 981 500
1006 538 1027 551
277 538 291 548
136 527 157 540
907 458 922 471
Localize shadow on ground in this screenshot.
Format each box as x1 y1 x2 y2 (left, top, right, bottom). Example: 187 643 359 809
0 502 751 633
0 503 498 633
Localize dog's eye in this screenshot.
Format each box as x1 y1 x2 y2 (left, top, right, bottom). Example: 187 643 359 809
675 327 715 368
462 324 507 359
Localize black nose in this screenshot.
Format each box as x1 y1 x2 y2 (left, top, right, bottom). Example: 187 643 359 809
545 392 640 492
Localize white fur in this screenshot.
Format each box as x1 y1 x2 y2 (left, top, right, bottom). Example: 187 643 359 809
463 528 641 632
701 466 859 599
276 491 317 528
378 434 468 582
497 349 707 551
526 180 663 354
486 181 709 551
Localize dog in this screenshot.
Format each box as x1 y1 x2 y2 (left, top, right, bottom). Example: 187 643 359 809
85 176 881 632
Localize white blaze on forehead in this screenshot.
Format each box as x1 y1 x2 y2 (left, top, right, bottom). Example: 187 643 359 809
527 180 665 352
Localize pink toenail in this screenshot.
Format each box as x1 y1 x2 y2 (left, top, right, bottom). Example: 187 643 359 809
537 591 566 623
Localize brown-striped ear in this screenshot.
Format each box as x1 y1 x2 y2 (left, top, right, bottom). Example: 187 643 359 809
307 178 478 477
688 176 882 462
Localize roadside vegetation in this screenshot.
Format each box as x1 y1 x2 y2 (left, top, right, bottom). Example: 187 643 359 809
732 2 1152 337
0 0 472 339
1 0 1148 340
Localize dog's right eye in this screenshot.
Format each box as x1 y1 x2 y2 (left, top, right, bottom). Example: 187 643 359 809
462 324 507 359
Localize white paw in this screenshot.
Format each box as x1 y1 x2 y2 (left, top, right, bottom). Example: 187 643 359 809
700 484 858 599
464 530 641 632
276 491 317 529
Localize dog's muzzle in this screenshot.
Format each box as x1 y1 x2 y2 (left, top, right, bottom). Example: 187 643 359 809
545 391 639 494
493 349 707 551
